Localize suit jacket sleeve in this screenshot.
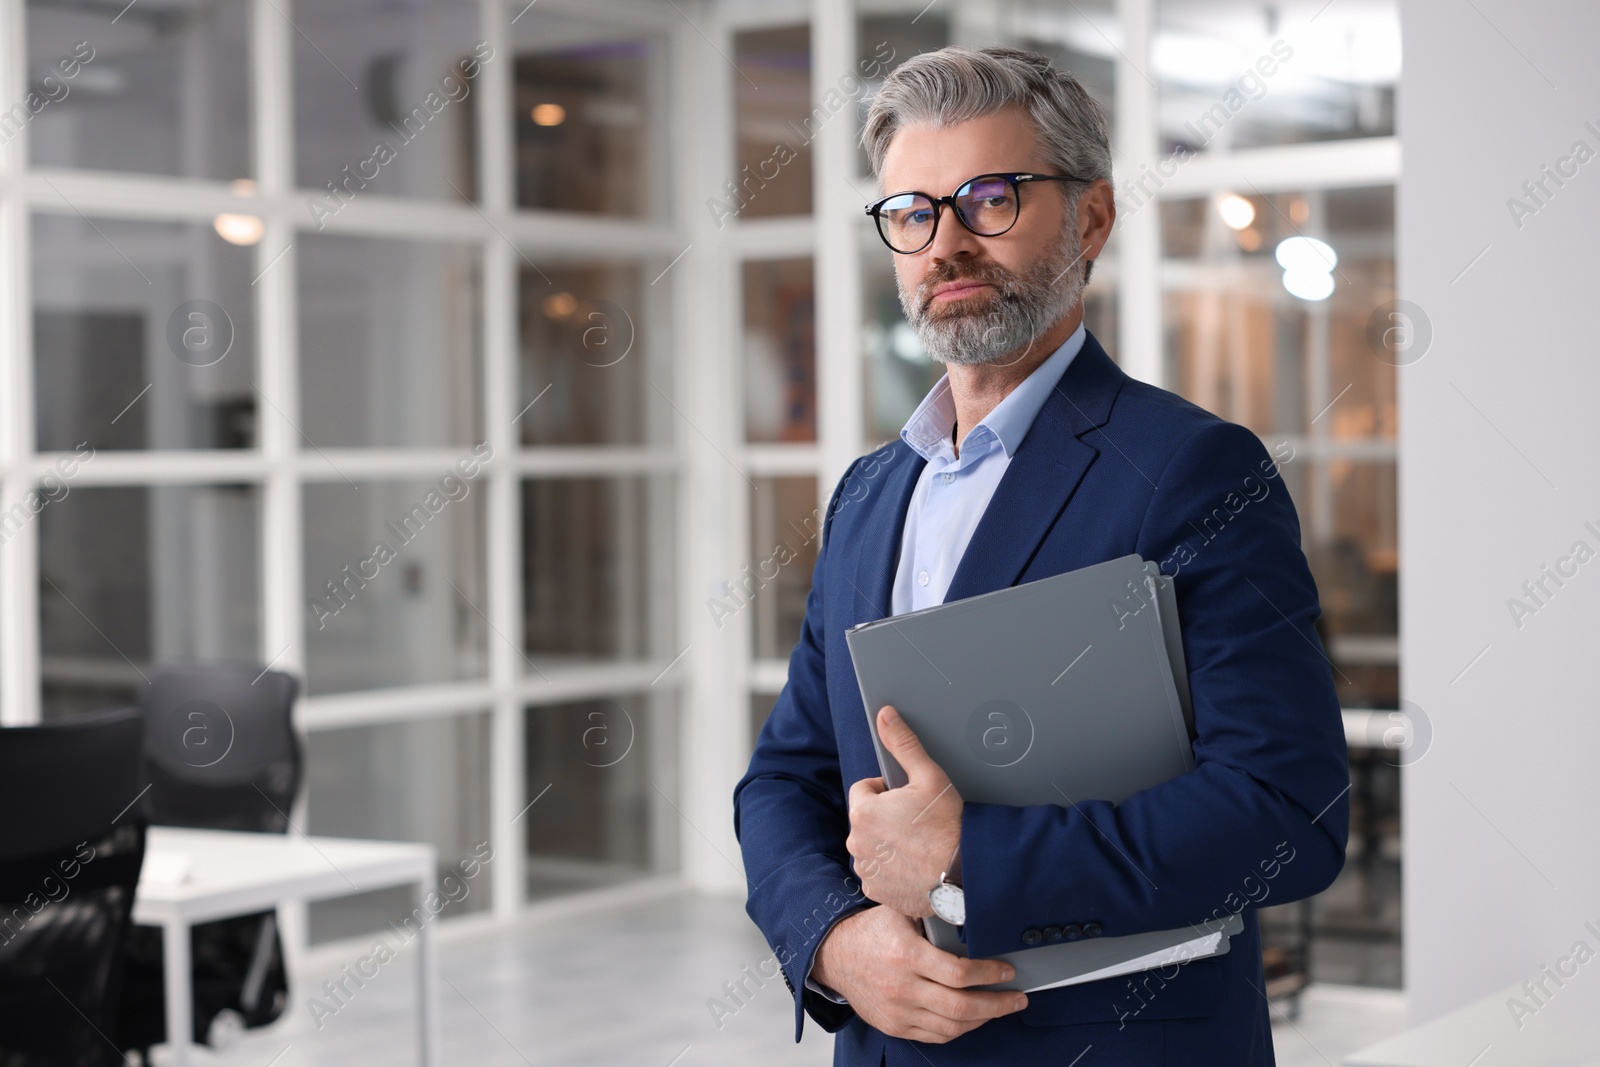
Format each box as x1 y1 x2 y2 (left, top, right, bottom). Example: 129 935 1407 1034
732 457 875 1041
958 420 1352 959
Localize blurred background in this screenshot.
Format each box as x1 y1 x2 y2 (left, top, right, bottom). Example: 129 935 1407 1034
0 0 1522 1063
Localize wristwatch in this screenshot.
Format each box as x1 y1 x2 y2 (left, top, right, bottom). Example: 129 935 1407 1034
928 841 965 925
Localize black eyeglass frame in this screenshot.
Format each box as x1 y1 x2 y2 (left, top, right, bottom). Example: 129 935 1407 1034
863 171 1093 254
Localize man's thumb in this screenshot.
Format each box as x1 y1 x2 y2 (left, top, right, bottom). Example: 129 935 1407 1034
878 705 939 779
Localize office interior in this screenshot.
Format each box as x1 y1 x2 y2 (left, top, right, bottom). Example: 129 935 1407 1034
0 0 1593 1064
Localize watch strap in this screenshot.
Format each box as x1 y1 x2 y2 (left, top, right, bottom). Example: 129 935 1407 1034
942 840 962 888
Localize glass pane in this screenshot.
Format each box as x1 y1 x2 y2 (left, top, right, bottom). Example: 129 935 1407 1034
517 261 654 446
39 485 261 719
1083 275 1119 361
1003 9 1117 150
522 477 670 670
861 225 939 446
292 0 481 203
1268 748 1400 987
303 478 489 696
1161 186 1396 441
523 693 679 901
509 10 664 216
33 213 257 452
742 258 816 444
25 1 251 180
731 25 812 220
1298 459 1399 709
298 233 482 449
1155 0 1398 153
306 712 493 944
854 13 948 180
1161 278 1301 439
746 476 820 662
1324 188 1399 443
1163 186 1397 712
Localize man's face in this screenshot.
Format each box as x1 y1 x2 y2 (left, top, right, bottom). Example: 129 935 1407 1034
878 104 1089 368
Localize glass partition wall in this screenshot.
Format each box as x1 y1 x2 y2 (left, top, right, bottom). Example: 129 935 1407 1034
0 0 684 944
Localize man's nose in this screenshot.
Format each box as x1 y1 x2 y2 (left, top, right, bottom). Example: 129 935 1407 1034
924 202 985 263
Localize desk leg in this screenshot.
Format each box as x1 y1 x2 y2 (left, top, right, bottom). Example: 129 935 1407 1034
162 919 194 1067
416 881 441 1067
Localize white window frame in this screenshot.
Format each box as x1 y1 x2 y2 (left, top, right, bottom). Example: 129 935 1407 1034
0 0 697 941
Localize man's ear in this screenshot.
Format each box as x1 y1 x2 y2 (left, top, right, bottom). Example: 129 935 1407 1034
1077 178 1116 262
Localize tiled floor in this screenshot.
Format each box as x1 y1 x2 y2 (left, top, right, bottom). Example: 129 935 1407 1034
164 888 1407 1067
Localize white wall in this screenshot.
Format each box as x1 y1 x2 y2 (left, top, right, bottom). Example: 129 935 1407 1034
1399 0 1600 1025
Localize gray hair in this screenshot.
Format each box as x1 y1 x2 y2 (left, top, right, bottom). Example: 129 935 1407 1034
861 45 1112 279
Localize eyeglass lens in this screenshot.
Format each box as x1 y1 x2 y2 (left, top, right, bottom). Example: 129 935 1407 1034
877 176 1019 252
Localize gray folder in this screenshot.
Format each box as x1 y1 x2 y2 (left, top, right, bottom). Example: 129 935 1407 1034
844 554 1241 993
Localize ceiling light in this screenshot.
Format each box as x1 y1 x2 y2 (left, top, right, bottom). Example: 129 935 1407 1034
1275 236 1337 274
531 103 566 126
1216 194 1255 230
213 213 264 246
1276 237 1336 301
1282 269 1335 301
542 292 578 319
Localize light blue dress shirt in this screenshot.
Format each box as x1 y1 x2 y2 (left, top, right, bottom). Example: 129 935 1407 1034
803 322 1086 1006
890 321 1087 617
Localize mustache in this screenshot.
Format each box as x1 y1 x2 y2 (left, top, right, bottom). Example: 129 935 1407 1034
919 266 1013 308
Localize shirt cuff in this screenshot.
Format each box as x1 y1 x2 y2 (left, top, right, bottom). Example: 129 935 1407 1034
804 973 850 1004
804 908 866 1005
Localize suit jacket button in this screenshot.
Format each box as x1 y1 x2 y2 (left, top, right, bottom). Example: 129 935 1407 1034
1083 921 1104 938
1021 928 1043 946
1042 925 1063 942
1062 923 1083 941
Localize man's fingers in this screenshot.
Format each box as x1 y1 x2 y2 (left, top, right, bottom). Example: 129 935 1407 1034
911 939 1019 989
916 981 1028 1024
846 776 886 815
876 705 946 784
832 909 1024 1045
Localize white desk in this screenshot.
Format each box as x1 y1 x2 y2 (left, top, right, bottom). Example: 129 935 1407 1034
133 827 439 1067
1346 976 1600 1066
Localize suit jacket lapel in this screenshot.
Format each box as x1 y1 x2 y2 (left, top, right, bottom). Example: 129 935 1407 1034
844 446 924 629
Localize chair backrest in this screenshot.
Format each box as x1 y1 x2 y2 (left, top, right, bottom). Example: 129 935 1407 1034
0 707 145 861
0 708 147 1066
137 663 302 834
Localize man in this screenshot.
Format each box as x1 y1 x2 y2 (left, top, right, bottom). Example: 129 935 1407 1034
732 45 1349 1066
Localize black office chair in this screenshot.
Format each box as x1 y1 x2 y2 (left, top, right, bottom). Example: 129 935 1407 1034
0 707 148 1067
117 663 301 1054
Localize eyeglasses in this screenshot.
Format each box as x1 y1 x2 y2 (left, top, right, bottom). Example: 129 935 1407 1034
864 172 1092 254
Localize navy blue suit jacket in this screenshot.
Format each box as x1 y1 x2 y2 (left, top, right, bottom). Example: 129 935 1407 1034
732 330 1350 1066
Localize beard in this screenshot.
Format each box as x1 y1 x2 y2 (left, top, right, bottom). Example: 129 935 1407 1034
898 222 1089 369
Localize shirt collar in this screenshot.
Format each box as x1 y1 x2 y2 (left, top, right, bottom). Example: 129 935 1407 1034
899 321 1088 462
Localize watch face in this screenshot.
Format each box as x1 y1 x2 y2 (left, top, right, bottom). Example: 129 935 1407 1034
930 883 966 926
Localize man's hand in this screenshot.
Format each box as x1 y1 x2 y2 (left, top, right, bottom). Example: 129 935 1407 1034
811 906 1027 1043
847 705 963 917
